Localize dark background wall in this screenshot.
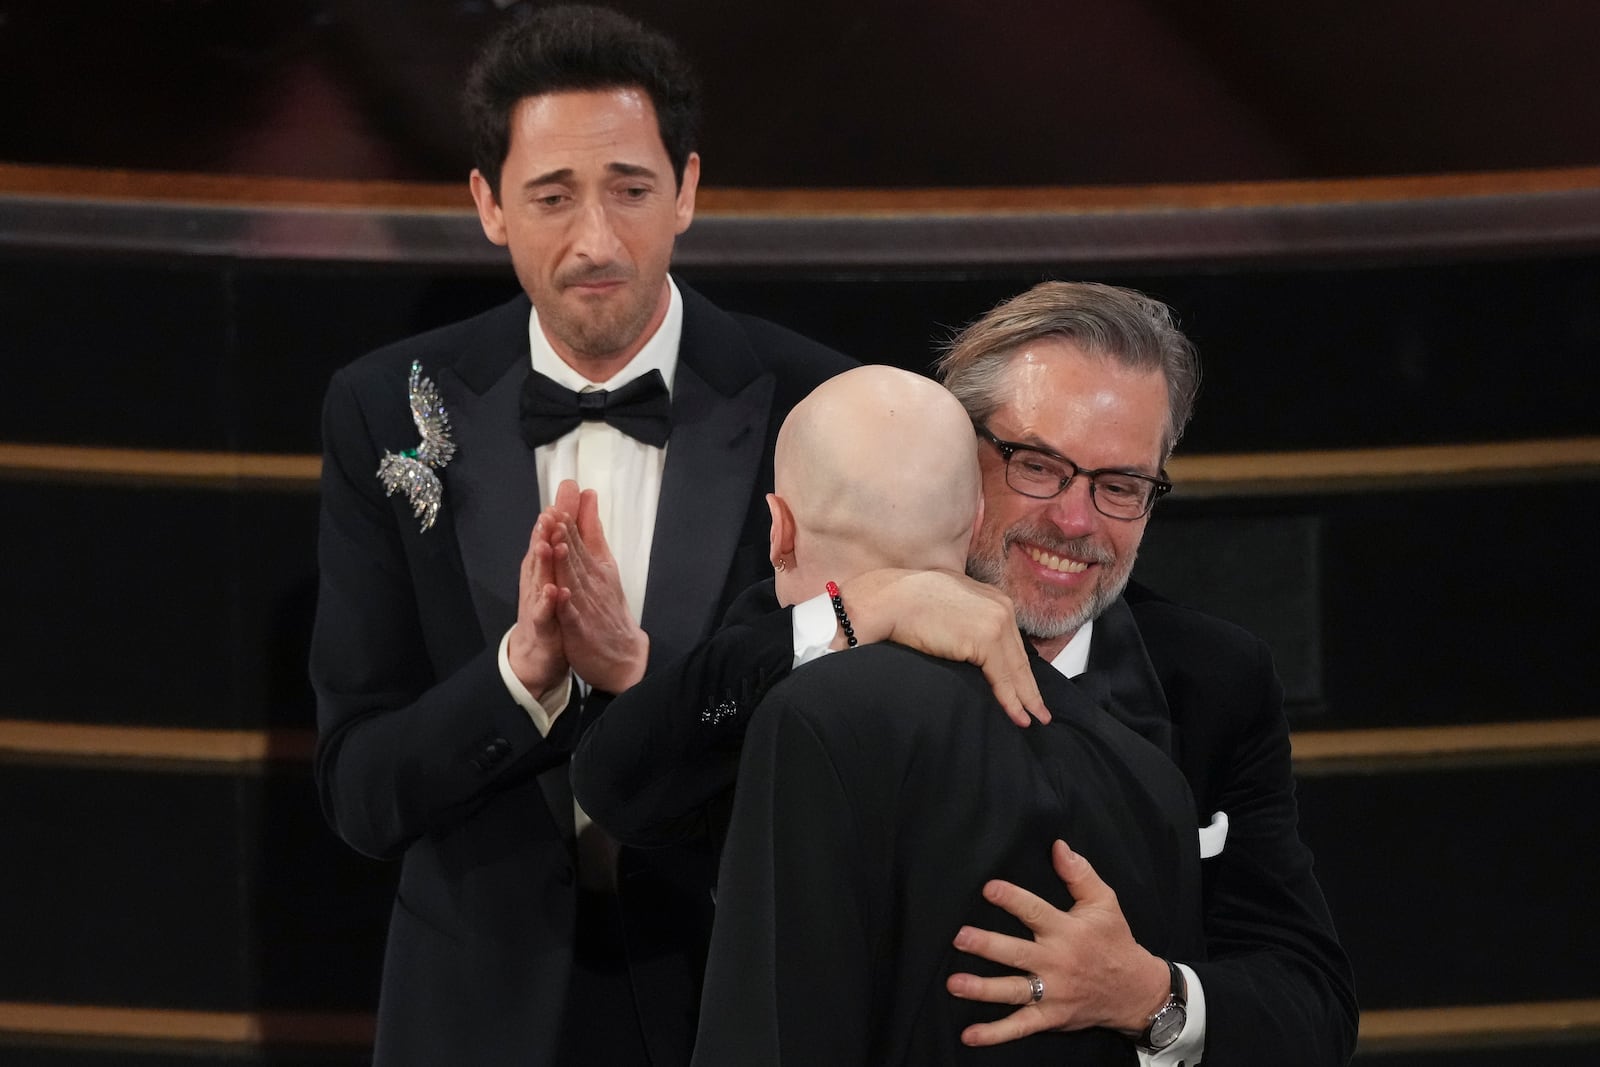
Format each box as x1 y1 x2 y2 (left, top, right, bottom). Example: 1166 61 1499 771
6 1 1600 187
2 2 1598 1063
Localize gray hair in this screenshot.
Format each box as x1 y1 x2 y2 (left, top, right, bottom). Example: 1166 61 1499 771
936 281 1202 460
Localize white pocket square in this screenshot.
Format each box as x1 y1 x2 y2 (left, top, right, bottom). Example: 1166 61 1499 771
1198 810 1229 859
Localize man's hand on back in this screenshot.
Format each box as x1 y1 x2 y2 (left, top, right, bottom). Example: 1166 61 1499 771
946 840 1171 1043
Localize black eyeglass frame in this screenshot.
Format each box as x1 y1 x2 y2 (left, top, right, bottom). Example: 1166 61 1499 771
975 423 1173 521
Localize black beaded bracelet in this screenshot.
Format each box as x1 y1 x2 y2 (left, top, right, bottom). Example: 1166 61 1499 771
824 581 858 648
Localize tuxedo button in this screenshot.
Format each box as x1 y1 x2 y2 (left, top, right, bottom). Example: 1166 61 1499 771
470 738 512 772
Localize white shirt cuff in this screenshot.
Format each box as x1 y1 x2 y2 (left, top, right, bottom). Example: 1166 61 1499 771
1137 962 1205 1066
791 592 838 667
497 626 573 737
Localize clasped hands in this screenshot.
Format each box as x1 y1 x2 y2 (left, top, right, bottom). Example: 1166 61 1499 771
507 479 648 697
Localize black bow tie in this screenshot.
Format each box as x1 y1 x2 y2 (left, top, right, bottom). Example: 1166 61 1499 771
519 368 672 449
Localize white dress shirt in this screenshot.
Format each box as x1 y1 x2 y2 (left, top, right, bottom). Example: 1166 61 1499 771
497 278 684 728
494 279 683 863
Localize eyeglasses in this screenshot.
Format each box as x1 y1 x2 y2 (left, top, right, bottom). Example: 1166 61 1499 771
975 423 1171 520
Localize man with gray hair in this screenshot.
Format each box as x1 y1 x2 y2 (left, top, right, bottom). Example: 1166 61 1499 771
947 281 1199 643
576 282 1357 1065
690 365 1206 1065
937 282 1353 1065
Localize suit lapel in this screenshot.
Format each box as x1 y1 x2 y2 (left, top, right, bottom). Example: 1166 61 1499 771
1081 596 1176 758
435 304 541 645
642 286 775 665
430 300 578 842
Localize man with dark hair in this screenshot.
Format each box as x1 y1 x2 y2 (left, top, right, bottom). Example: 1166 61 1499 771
462 4 700 195
576 282 1357 1065
310 6 852 1065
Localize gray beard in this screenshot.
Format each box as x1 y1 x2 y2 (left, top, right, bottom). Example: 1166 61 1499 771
966 538 1136 642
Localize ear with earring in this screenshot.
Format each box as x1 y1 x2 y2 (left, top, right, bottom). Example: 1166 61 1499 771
774 558 787 572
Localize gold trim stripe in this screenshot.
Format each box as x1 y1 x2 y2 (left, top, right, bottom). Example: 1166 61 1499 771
1359 999 1600 1051
2 718 1595 772
5 161 1600 215
3 438 1596 493
1292 718 1600 762
0 1002 374 1046
0 444 319 490
2 999 1596 1050
1170 437 1600 496
1291 719 1600 775
0 721 315 766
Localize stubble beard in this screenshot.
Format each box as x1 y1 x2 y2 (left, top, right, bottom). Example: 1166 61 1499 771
542 265 657 363
966 520 1136 643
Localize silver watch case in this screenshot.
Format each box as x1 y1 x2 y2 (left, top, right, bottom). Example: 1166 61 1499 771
1139 961 1188 1050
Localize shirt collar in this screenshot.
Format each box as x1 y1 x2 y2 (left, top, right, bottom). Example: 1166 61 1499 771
1049 618 1094 678
528 275 683 394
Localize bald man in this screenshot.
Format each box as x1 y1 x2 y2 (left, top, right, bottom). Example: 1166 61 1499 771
764 365 983 593
687 367 1205 1066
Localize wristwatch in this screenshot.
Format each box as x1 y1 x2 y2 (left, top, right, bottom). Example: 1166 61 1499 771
1138 960 1188 1051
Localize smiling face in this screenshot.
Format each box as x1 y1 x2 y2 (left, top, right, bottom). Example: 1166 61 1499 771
469 88 700 381
966 338 1170 658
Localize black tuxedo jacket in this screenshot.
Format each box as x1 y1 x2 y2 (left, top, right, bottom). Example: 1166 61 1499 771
690 645 1207 1066
573 581 1359 1066
310 283 853 1067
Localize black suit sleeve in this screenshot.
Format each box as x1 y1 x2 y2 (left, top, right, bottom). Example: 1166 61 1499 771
310 366 577 860
690 690 877 1067
1188 639 1359 1064
571 581 795 846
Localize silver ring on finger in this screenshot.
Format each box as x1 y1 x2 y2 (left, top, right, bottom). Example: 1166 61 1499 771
1027 974 1045 1004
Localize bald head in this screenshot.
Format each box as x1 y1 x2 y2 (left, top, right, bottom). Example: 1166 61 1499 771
769 366 981 603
